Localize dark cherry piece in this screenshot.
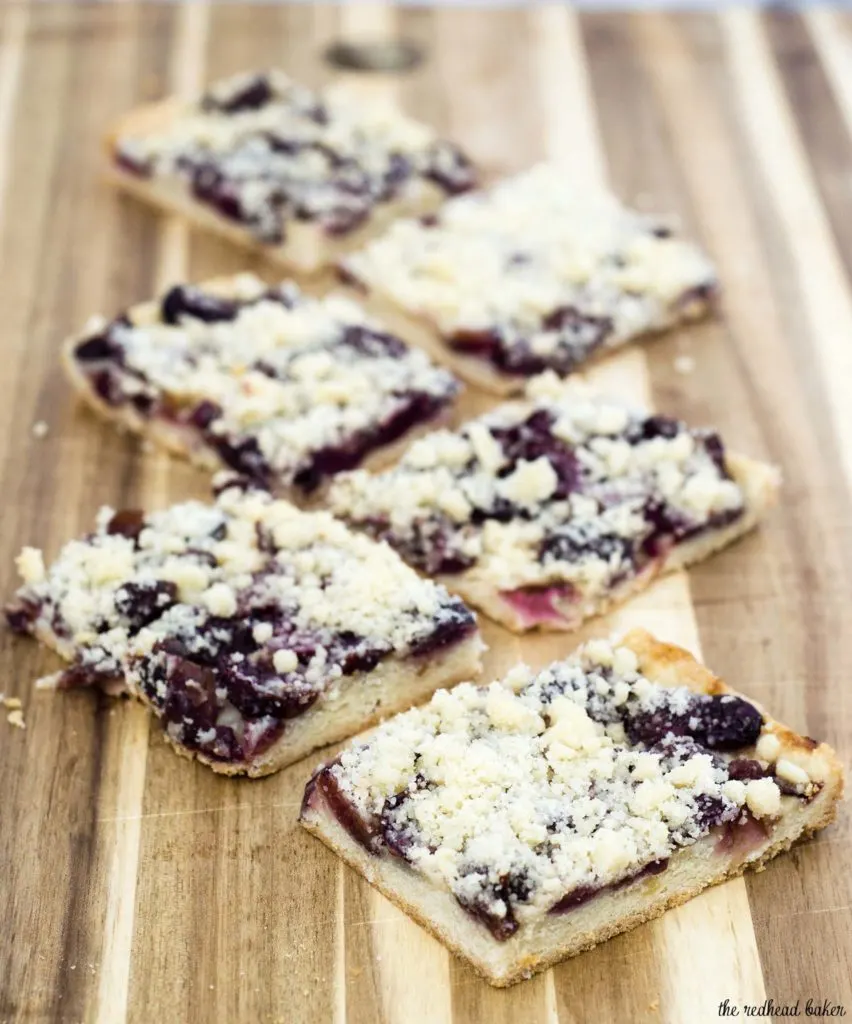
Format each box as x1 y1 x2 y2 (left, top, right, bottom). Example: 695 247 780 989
114 580 177 633
107 509 146 542
161 285 240 325
625 693 763 752
203 74 275 114
315 767 379 852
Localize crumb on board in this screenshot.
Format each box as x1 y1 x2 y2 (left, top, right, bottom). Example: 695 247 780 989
674 354 695 375
1 693 25 728
32 420 48 438
7 709 25 729
35 672 62 690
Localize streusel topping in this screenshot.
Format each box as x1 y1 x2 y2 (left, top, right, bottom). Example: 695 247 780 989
328 374 746 594
322 638 781 937
7 479 476 764
342 164 716 378
71 274 458 493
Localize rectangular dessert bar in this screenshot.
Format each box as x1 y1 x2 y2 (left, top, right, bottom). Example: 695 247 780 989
108 70 477 274
300 631 843 986
6 477 484 776
339 163 718 394
63 273 459 499
328 373 780 633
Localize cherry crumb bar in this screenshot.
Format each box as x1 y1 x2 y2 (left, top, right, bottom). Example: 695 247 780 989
327 373 780 633
300 631 843 986
108 70 476 274
339 164 717 395
5 477 483 776
62 274 459 498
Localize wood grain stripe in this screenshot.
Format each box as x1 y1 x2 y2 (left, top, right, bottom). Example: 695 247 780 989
566 12 767 1020
97 6 209 1023
766 10 852 345
0 0 28 228
626 10 851 1005
722 9 852 491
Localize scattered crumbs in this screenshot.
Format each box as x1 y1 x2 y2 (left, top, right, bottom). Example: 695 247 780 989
70 965 76 971
674 354 695 375
32 420 49 439
2 693 25 729
649 999 660 1011
209 984 214 990
35 672 62 690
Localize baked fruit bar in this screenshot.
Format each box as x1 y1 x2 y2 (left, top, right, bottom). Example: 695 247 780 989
300 631 843 986
327 373 780 633
338 164 717 394
63 273 459 499
5 478 483 776
108 70 476 274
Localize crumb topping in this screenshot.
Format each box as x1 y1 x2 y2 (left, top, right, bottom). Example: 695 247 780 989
328 374 746 596
342 164 717 377
321 638 786 937
7 480 476 764
114 70 475 243
70 274 458 493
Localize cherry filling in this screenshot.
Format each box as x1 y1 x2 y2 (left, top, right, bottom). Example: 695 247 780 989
292 390 446 494
624 694 763 752
201 73 276 114
498 584 576 629
549 859 669 915
447 305 612 378
455 867 534 940
161 285 240 325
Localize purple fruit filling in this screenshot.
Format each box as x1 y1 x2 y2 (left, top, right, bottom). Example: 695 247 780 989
624 693 763 752
448 305 612 378
293 390 445 494
202 73 276 114
549 859 669 915
161 284 240 325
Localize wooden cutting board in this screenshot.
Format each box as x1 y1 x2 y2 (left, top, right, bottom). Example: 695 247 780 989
1 4 850 1022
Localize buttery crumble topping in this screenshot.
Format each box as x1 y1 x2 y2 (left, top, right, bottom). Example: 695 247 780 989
328 374 747 600
315 638 793 938
341 164 717 379
114 69 475 245
6 479 476 765
70 274 458 493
